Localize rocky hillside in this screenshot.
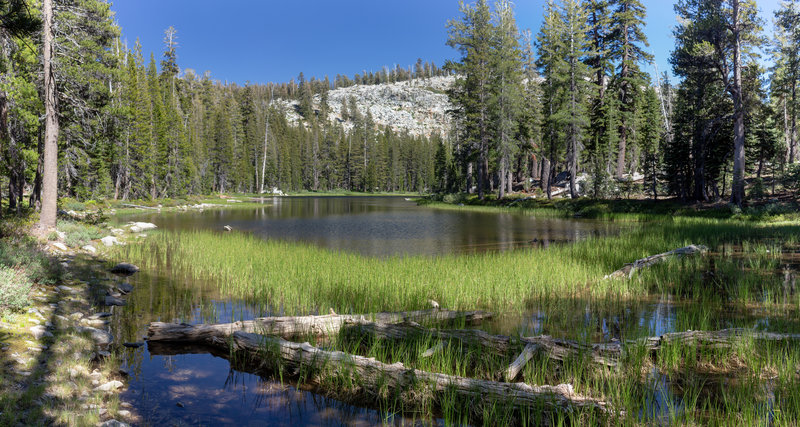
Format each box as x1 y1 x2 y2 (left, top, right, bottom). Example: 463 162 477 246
274 76 455 138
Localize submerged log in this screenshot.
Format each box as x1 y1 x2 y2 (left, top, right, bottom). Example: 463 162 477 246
149 329 614 419
606 244 708 279
147 308 493 342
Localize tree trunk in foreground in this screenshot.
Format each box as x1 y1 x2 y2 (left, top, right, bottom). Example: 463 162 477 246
39 0 58 230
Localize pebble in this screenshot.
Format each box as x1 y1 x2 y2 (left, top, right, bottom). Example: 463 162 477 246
117 409 131 418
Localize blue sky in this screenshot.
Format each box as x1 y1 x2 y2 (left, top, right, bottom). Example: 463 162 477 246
110 0 783 85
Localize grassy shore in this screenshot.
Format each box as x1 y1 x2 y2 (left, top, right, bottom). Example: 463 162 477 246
419 193 800 222
107 196 800 424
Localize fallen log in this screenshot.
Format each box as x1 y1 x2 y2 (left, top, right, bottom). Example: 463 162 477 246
606 244 708 279
506 343 537 382
120 203 160 211
147 308 493 342
339 320 800 370
149 329 614 420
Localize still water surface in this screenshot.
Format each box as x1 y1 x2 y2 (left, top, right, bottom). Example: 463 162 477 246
117 196 618 256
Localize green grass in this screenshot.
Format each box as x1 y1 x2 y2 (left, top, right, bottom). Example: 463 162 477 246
113 217 800 315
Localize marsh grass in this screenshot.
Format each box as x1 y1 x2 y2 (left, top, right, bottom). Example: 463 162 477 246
112 209 800 424
114 217 800 315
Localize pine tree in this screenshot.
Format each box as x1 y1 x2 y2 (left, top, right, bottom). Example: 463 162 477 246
774 0 800 164
608 0 652 179
446 0 494 199
491 0 524 199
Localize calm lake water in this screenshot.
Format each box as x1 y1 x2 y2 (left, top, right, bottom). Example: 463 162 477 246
116 196 619 256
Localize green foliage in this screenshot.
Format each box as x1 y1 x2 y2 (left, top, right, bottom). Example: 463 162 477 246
57 220 103 248
0 238 60 286
0 266 30 312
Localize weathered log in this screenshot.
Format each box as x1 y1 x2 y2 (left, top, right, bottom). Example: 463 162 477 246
120 203 160 211
606 244 708 279
147 309 493 342
340 320 800 369
506 343 537 382
149 329 614 420
342 319 619 367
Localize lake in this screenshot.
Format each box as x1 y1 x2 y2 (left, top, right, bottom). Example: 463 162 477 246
116 196 620 257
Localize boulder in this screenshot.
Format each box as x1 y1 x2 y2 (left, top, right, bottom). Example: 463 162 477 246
77 326 113 346
81 245 97 254
52 242 68 252
128 222 156 233
223 225 232 232
101 236 119 247
94 380 123 392
30 325 53 339
89 312 112 320
117 282 134 294
104 296 126 306
110 263 139 275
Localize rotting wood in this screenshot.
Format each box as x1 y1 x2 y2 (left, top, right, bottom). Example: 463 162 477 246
505 343 538 382
148 329 614 419
605 244 708 279
146 309 493 342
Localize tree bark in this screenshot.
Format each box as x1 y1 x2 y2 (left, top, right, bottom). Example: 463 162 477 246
730 0 746 208
39 0 58 230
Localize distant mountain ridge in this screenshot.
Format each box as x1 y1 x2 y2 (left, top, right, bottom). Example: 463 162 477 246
273 75 455 138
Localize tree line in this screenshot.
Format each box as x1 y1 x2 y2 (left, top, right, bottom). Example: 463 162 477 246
440 0 793 207
0 0 444 228
0 0 797 232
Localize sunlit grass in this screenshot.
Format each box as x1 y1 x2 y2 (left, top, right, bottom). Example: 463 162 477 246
113 217 800 315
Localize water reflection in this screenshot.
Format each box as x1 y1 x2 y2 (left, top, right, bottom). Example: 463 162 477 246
117 197 619 257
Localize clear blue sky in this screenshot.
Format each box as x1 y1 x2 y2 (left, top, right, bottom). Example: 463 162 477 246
110 0 782 85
